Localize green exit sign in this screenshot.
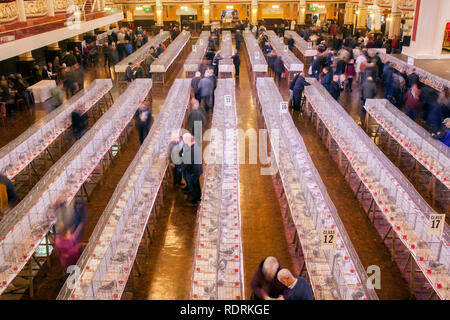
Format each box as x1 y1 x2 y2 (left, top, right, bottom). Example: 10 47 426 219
143 6 152 12
309 4 318 11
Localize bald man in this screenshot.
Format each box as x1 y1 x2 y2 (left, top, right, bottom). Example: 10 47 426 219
275 269 314 300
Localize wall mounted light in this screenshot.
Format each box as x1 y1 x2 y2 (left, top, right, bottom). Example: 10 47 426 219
252 8 257 13
104 7 111 11
386 17 392 21
272 5 279 9
136 6 143 10
226 5 233 9
355 10 360 14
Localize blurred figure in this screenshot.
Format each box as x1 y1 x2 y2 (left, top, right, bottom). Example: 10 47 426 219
361 76 377 111
199 70 214 111
427 98 443 133
168 132 184 186
235 29 243 51
134 103 152 145
191 71 202 102
345 59 355 92
0 173 18 215
71 106 88 141
232 50 240 78
54 198 88 273
251 256 288 300
50 80 64 108
187 98 206 138
403 84 421 120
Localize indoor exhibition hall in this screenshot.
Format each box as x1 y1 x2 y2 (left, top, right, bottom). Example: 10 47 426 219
0 0 449 302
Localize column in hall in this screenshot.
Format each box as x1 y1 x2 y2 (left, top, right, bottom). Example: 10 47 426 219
356 0 367 32
203 0 210 26
388 0 401 38
48 0 55 17
373 0 382 33
155 0 163 27
16 0 26 22
251 0 257 25
344 2 354 25
297 0 306 25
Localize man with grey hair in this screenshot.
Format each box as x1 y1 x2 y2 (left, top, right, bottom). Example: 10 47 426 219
250 256 288 300
187 98 206 138
274 268 313 300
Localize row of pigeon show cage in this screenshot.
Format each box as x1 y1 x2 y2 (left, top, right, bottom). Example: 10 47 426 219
303 79 449 300
150 31 191 85
190 79 244 300
256 77 378 300
218 31 233 78
56 79 192 300
183 31 211 78
0 80 153 295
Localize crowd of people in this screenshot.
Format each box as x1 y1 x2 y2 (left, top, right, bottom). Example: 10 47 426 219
283 22 450 147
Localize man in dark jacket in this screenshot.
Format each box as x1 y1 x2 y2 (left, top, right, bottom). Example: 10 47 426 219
427 101 442 133
125 62 134 82
191 71 202 102
187 99 206 137
329 75 341 100
232 50 241 78
292 73 308 111
273 52 285 84
361 76 377 109
235 29 243 51
71 107 88 141
134 103 152 144
311 55 320 79
181 133 203 205
383 61 394 99
275 269 313 300
321 66 333 91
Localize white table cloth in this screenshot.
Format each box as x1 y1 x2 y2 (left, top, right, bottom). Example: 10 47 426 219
29 80 56 103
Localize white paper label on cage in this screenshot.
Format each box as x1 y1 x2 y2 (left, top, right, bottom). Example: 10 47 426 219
227 35 231 41
192 45 197 52
280 101 288 114
255 51 259 59
429 214 445 236
407 57 414 66
224 95 232 107
284 45 288 52
200 39 204 46
308 42 313 49
321 229 336 249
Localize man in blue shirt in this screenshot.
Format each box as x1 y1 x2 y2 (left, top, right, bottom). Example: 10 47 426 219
275 268 314 300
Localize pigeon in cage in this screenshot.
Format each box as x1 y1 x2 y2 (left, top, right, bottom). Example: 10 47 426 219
99 280 116 291
218 258 227 271
219 246 235 255
351 288 365 300
0 264 11 273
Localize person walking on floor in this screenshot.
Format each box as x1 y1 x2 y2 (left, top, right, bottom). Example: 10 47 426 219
134 103 152 144
232 50 241 78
